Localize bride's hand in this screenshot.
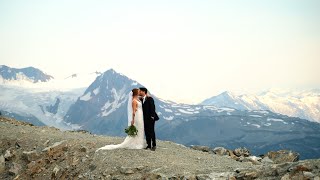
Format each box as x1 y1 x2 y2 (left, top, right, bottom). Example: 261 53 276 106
131 120 134 125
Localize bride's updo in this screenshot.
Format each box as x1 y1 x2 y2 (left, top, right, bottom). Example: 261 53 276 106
132 88 139 96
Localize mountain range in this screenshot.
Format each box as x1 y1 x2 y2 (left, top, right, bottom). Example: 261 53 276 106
202 90 320 123
0 65 320 159
0 65 53 83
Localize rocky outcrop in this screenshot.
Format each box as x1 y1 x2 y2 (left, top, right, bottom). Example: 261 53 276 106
213 147 229 156
266 150 299 163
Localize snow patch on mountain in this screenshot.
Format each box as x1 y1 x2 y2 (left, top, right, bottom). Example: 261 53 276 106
80 92 92 101
267 118 284 122
164 116 174 121
250 115 263 118
100 88 127 117
178 109 195 114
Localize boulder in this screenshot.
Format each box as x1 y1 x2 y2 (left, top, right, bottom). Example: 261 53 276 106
22 150 40 162
234 147 250 157
196 174 211 180
4 149 14 160
79 145 88 153
213 147 229 156
234 168 260 179
190 145 212 153
42 140 67 152
27 159 47 176
119 166 135 175
261 156 274 164
51 165 62 179
8 162 21 175
239 156 262 165
42 140 68 161
181 174 197 180
267 150 299 164
228 150 240 161
143 173 167 179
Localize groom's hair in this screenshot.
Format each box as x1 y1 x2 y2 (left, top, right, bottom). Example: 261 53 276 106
139 87 148 94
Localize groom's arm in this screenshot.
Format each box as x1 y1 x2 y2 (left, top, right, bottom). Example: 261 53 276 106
149 97 156 119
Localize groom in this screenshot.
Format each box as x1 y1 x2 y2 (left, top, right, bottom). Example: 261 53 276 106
139 87 157 151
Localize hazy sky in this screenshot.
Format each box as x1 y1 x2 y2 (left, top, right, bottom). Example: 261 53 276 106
1 0 319 103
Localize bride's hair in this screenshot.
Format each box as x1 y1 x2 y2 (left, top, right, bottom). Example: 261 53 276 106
132 88 139 96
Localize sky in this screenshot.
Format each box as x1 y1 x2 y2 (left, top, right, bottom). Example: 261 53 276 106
0 0 319 104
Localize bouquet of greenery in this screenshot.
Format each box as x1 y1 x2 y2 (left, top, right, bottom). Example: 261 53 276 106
125 125 138 137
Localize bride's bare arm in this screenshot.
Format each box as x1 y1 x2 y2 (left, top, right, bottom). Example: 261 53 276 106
131 100 138 125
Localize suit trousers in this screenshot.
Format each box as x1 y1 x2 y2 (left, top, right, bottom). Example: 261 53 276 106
144 119 156 147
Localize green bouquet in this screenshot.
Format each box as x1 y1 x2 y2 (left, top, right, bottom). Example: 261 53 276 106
125 125 138 137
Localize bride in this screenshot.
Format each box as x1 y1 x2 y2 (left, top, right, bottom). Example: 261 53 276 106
96 88 145 151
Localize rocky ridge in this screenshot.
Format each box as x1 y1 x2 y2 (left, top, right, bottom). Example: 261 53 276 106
0 116 319 180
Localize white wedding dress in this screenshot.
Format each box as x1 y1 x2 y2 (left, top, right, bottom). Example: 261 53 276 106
96 98 145 151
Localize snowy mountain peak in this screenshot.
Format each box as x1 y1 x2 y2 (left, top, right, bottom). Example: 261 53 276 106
202 89 320 123
201 91 238 106
0 65 53 84
220 91 237 99
64 68 144 126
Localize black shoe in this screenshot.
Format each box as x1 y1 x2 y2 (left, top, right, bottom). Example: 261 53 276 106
151 146 156 151
145 146 151 150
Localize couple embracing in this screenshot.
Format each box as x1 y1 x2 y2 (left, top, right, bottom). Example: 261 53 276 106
97 87 158 151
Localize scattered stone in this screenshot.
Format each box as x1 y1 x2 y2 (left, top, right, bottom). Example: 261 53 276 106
42 140 68 161
9 162 21 175
303 171 315 178
181 173 197 180
15 142 21 149
4 149 14 160
209 172 235 179
44 140 50 146
228 150 240 161
267 150 299 164
261 156 274 164
239 156 261 165
42 140 66 152
196 174 211 180
81 157 87 162
136 165 145 171
143 173 167 179
234 168 260 179
13 175 20 180
27 159 47 176
234 147 250 157
22 150 40 162
80 145 88 153
213 147 229 156
89 164 96 171
190 145 212 153
72 157 80 166
51 165 61 179
0 155 5 173
119 166 135 175
281 173 290 180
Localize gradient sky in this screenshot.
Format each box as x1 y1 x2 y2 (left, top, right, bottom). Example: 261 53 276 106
1 0 319 103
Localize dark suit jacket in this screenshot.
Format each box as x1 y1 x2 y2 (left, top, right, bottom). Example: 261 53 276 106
142 96 156 122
